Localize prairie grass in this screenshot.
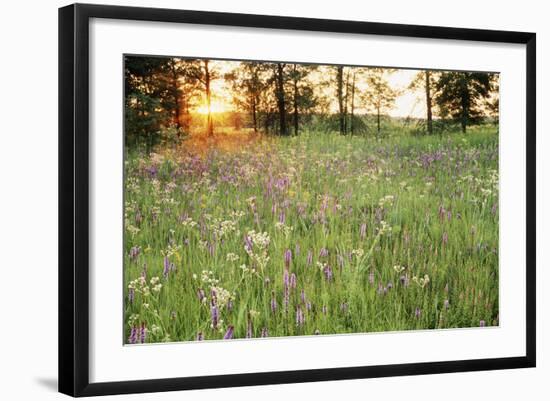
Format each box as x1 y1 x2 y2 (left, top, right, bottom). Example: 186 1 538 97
124 126 499 343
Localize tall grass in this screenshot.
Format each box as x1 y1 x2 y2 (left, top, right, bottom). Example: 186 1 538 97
124 127 498 343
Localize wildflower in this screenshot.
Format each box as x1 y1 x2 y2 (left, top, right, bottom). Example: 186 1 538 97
128 287 135 304
323 265 333 282
128 326 137 344
163 256 170 279
306 301 312 311
387 281 393 290
415 307 421 318
129 246 140 261
393 265 405 273
140 323 147 343
319 248 329 258
296 307 305 326
400 275 409 287
246 316 253 339
307 250 313 266
211 301 219 330
284 249 292 268
480 320 486 327
261 327 269 337
226 253 239 262
270 291 277 313
360 223 367 239
340 302 349 313
223 326 234 339
197 288 206 303
196 332 204 341
300 289 306 304
290 273 297 289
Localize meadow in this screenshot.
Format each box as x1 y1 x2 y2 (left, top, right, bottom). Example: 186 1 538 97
123 126 499 344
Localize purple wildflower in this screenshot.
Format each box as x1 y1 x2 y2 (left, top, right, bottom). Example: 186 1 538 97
300 289 306 304
323 265 333 281
261 327 269 337
400 275 409 287
415 307 421 318
129 246 140 261
296 307 305 326
196 331 204 341
163 256 170 279
319 248 329 258
244 235 253 253
197 288 206 303
211 302 219 330
246 317 253 339
140 323 147 344
128 326 137 344
387 281 393 290
128 287 135 304
360 223 367 239
270 292 277 313
307 250 313 266
279 211 286 224
284 249 292 268
290 273 297 289
480 320 486 327
223 325 234 339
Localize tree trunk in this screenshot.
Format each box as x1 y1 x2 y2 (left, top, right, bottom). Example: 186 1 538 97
204 60 214 136
343 69 350 134
169 61 181 131
460 74 468 133
377 105 381 137
337 66 344 135
425 70 433 135
293 65 299 136
350 71 356 135
252 96 257 133
276 63 287 136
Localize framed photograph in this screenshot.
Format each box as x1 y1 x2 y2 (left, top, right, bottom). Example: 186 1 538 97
58 3 536 397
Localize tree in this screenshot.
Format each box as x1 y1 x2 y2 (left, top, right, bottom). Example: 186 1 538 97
226 62 268 133
362 68 398 137
434 71 496 133
288 64 318 135
409 70 437 135
275 63 288 136
335 66 345 134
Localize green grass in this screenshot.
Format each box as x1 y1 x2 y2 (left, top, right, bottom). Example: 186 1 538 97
123 126 499 343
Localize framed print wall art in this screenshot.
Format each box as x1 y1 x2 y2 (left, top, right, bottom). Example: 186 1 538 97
58 3 536 397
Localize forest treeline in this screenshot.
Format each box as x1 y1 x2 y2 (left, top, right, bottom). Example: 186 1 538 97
125 56 499 148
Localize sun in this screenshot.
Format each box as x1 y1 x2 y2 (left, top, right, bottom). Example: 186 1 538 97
195 100 231 115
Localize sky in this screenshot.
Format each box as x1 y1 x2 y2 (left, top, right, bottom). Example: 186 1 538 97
198 60 427 118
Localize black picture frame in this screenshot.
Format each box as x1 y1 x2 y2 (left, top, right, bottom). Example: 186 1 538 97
58 3 536 397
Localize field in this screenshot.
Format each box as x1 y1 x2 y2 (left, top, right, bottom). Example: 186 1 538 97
124 127 499 343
